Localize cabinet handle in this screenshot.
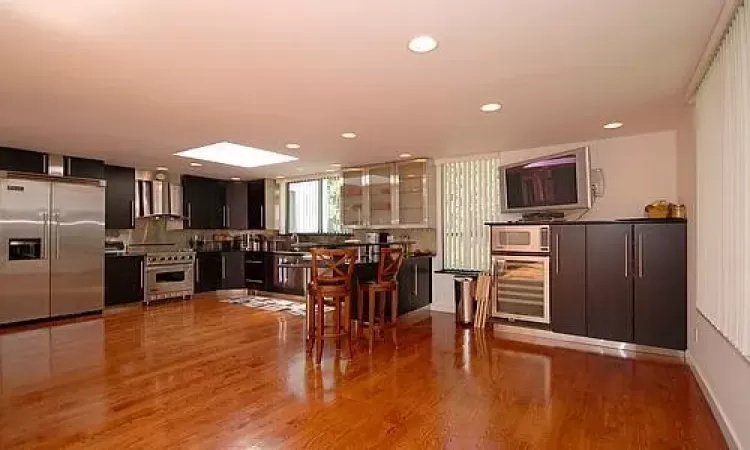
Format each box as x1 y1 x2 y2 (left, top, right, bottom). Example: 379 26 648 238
130 200 135 227
624 233 629 278
414 264 418 297
187 203 192 227
195 258 200 282
554 233 560 275
66 157 72 176
222 255 226 279
42 154 48 173
140 260 144 289
638 233 644 278
226 206 231 228
260 205 264 228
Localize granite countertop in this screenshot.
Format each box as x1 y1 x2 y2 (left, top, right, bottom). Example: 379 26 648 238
485 218 687 226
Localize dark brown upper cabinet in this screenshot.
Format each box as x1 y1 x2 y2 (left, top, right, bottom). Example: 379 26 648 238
183 175 226 230
64 156 105 179
586 223 634 343
550 224 587 336
247 179 266 230
633 223 687 350
104 165 136 229
0 147 47 174
227 181 249 230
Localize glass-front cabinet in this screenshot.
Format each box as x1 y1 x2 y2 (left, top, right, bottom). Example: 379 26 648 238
340 159 434 229
367 165 394 226
397 160 429 226
342 168 366 227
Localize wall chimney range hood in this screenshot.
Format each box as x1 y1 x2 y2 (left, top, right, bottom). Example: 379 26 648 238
135 170 183 220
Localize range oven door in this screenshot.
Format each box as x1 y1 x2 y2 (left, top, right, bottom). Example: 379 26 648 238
491 254 550 323
146 264 194 298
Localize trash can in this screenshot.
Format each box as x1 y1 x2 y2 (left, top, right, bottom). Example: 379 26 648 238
454 277 476 326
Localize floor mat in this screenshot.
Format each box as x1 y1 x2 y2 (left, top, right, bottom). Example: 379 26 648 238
221 296 332 316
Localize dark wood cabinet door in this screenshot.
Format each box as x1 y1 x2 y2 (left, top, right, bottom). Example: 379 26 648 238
227 182 248 230
0 147 47 174
414 257 432 310
64 156 105 179
586 223 634 343
196 252 222 292
183 176 212 229
104 165 135 229
633 223 687 350
550 225 587 336
222 251 245 289
247 179 266 230
397 260 415 315
105 255 144 305
210 180 228 229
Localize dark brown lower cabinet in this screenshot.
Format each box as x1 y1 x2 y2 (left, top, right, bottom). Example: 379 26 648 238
105 255 144 305
633 223 687 350
550 225 587 336
585 223 634 343
221 251 245 289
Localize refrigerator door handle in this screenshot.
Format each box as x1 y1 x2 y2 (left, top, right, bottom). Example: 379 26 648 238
41 211 49 260
54 212 61 259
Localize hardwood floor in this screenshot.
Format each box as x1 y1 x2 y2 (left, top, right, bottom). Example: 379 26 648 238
0 296 726 449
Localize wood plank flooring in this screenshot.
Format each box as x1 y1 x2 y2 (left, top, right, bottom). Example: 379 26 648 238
0 296 726 449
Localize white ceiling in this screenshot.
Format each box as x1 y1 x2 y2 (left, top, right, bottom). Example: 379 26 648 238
0 0 724 179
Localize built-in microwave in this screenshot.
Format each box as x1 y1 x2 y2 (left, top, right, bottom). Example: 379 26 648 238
490 225 550 253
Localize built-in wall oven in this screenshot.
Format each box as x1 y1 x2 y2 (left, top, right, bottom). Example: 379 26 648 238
491 225 550 324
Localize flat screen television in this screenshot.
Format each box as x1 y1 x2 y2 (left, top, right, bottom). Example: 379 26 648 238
499 147 591 213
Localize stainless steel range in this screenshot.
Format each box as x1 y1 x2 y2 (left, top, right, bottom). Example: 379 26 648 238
144 250 195 304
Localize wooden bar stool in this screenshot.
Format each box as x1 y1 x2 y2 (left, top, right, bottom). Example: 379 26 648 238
357 247 404 353
306 248 356 366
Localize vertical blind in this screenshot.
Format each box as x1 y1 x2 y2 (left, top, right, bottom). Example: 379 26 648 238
442 158 503 271
286 175 343 234
695 4 750 358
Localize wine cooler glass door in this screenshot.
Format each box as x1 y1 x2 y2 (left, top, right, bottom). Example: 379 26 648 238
492 255 550 323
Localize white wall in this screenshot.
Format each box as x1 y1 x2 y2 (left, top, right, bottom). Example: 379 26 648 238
677 107 750 450
432 130 679 312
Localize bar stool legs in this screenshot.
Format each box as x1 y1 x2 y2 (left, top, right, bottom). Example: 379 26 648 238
360 286 399 353
307 293 354 365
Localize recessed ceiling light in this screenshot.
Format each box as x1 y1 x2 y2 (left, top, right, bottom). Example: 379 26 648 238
331 163 342 168
399 153 412 159
286 143 301 149
231 177 241 181
480 103 502 112
408 35 438 53
156 167 168 171
275 175 286 179
175 141 298 168
326 169 337 172
603 122 623 129
341 132 357 139
189 162 203 167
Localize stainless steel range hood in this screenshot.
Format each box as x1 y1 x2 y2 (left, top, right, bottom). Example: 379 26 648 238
135 170 183 220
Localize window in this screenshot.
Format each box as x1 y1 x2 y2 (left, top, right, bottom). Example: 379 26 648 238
442 158 502 271
286 175 343 233
695 4 750 358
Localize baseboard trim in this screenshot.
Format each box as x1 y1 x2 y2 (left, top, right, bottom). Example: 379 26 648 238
492 323 685 363
686 351 740 450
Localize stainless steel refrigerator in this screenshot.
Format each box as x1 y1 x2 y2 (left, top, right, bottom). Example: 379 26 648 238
0 173 105 325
